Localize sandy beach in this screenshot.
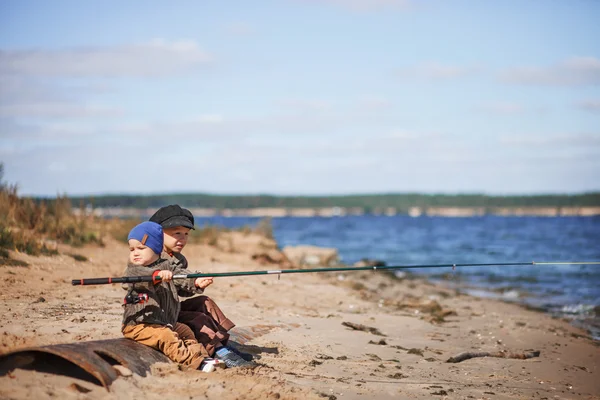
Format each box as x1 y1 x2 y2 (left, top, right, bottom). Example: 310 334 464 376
1 232 598 400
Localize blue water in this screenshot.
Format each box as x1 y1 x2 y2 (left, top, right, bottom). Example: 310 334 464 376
196 215 600 338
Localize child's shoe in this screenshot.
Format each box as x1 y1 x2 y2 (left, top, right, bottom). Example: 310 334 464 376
229 346 254 361
214 347 257 368
199 358 226 372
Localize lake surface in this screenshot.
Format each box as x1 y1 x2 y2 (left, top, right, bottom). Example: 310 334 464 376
195 215 600 339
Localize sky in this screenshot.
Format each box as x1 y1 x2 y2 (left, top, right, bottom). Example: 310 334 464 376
0 0 599 196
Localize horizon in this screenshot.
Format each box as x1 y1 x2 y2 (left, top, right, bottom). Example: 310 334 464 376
32 190 600 199
1 1 599 196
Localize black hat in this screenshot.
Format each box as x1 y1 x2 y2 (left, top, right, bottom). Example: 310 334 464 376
149 205 195 230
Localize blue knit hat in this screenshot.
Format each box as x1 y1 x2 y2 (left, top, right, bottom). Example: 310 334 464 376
127 221 164 255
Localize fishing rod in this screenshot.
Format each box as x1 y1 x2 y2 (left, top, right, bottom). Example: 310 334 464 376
71 261 600 286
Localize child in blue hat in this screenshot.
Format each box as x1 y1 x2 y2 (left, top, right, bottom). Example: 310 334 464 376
121 221 223 371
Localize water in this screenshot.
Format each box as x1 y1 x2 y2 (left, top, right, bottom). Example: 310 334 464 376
195 215 600 339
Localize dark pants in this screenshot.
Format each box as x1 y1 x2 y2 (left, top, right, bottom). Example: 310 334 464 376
178 296 235 357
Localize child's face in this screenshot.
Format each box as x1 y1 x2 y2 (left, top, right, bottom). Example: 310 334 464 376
163 226 190 253
128 239 159 265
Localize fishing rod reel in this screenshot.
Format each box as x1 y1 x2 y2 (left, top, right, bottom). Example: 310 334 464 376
123 292 149 305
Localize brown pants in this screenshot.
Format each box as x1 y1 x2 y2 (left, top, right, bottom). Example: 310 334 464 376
178 295 235 356
122 322 205 369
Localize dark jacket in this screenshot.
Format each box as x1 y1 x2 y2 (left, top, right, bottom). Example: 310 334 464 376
161 251 188 269
161 251 206 296
121 258 203 328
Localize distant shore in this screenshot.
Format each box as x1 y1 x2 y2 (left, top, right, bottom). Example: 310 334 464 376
75 206 600 218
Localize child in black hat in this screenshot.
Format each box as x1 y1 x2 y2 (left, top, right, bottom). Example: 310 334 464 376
150 205 255 368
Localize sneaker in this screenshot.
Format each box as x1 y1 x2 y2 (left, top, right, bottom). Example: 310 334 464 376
229 346 254 361
199 358 226 373
214 348 257 368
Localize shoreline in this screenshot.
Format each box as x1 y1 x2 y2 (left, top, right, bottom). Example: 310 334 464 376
423 272 600 342
1 232 599 399
75 206 600 218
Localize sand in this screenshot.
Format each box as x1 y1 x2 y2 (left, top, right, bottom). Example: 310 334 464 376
1 232 599 399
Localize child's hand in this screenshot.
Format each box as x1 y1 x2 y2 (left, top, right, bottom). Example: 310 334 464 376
195 277 213 289
158 270 173 282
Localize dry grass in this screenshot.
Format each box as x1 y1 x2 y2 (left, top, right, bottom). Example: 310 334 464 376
254 217 274 239
102 217 141 243
0 164 113 262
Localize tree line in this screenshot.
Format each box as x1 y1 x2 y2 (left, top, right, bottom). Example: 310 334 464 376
38 192 600 213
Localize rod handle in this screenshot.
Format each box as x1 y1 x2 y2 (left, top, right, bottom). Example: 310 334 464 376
72 277 117 286
71 276 155 286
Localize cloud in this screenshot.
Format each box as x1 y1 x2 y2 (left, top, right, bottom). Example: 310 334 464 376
0 103 123 118
500 57 600 86
0 97 442 150
358 96 391 110
0 40 210 119
396 62 480 81
1 77 63 105
0 39 213 78
0 76 112 105
300 0 414 12
477 102 548 116
278 99 333 112
479 102 526 115
0 74 122 119
499 133 600 148
576 99 600 113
